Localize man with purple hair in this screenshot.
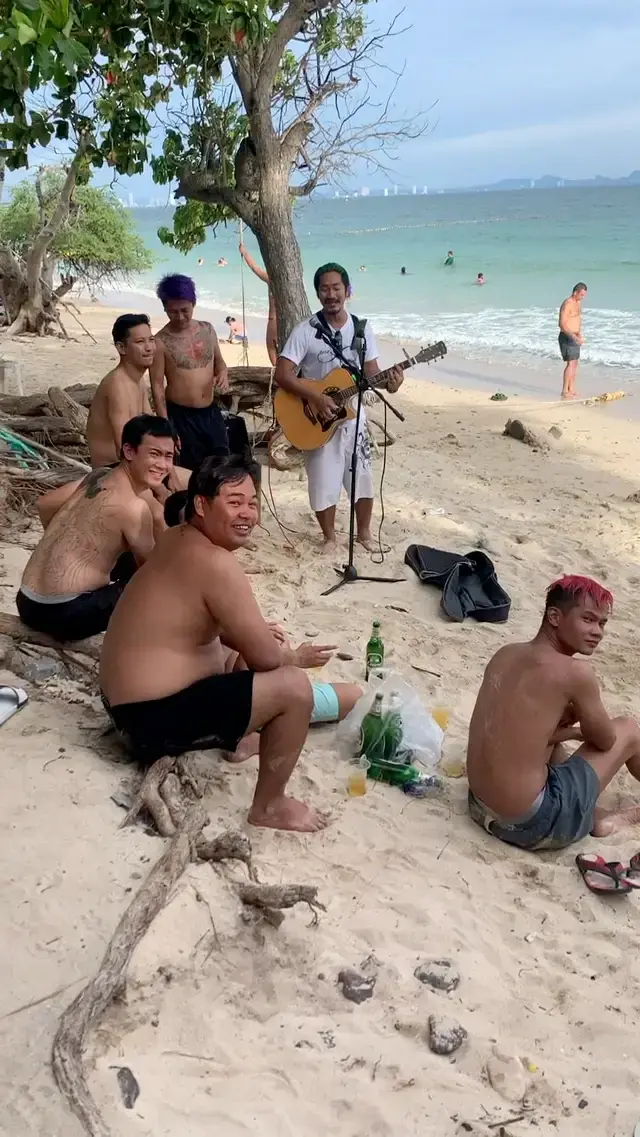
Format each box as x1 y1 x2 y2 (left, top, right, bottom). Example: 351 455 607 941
150 273 230 470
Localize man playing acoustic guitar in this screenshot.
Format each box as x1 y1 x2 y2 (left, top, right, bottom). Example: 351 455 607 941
275 263 404 551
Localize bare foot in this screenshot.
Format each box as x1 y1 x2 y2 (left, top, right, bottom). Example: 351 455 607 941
222 732 260 763
561 391 579 400
357 533 390 554
320 536 338 555
592 803 640 837
248 796 330 832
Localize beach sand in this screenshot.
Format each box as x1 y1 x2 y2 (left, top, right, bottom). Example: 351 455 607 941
2 304 640 1136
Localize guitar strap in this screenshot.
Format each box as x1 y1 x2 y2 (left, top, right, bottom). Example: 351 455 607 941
313 310 368 371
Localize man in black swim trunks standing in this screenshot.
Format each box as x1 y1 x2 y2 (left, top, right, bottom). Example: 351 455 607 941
16 416 177 642
150 274 231 470
558 282 587 399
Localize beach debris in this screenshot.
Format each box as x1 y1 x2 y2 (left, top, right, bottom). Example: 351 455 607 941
360 952 382 974
583 389 626 406
548 425 563 439
110 788 134 812
337 651 354 661
486 1045 528 1102
503 419 550 453
443 433 461 446
304 629 319 638
411 661 442 678
490 392 508 401
111 1066 139 1109
626 491 640 503
428 1013 467 1056
414 958 460 992
337 968 376 1004
20 655 66 683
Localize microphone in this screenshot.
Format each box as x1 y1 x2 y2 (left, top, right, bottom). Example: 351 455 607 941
309 314 324 340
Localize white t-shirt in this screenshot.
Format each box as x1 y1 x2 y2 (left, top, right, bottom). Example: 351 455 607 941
280 313 378 381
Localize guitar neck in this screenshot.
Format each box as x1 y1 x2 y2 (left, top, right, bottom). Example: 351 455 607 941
334 356 413 407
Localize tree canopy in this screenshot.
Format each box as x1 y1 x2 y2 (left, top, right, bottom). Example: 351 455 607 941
1 1 422 338
0 170 153 288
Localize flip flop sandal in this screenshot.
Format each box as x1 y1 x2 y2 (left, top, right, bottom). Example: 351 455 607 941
575 853 633 895
0 685 28 728
622 852 640 886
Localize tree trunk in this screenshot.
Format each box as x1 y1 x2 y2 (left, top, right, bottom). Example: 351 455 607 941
6 152 84 337
254 176 310 345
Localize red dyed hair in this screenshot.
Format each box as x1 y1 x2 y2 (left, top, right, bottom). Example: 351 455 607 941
545 575 613 612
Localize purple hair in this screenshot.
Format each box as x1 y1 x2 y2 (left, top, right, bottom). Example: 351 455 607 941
156 273 197 306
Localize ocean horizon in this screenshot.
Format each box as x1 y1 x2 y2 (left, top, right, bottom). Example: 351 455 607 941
127 185 640 372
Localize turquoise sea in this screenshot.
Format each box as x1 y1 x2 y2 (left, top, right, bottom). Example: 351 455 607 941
130 186 640 370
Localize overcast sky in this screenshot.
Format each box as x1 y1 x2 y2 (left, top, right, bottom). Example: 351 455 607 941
382 0 640 188
5 0 640 196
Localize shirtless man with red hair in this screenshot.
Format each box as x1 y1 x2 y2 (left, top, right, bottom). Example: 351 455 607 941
467 576 640 850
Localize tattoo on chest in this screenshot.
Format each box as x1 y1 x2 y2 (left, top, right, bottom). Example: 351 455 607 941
162 323 214 370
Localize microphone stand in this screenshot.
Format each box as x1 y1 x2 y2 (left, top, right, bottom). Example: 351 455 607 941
315 325 406 597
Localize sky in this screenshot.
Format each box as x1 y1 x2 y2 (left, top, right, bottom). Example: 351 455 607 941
5 0 640 196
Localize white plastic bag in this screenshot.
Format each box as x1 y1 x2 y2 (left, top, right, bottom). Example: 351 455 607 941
336 670 444 771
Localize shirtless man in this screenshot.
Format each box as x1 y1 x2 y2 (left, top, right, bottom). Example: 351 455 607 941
100 456 362 833
150 274 230 470
558 282 587 399
87 314 155 466
467 575 640 851
239 243 278 365
16 416 177 642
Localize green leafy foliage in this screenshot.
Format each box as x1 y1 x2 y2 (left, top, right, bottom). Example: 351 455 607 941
0 169 153 286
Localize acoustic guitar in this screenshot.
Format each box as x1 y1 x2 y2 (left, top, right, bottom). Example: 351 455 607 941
274 340 447 451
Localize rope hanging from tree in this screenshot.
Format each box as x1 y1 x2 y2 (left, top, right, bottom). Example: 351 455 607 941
238 220 250 367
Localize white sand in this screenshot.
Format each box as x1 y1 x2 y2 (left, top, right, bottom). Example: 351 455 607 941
2 306 640 1136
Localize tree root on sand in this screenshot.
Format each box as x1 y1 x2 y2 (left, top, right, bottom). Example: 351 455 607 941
53 762 321 1135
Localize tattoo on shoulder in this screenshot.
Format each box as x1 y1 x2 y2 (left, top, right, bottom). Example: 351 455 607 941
83 467 110 499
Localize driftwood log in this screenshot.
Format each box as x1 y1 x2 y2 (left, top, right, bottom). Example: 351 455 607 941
48 386 89 434
51 780 323 1137
0 611 102 661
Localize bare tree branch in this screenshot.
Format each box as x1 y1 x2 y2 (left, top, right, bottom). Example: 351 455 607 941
256 0 336 107
175 171 258 227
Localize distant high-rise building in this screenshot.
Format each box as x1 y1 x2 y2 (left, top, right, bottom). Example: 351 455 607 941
360 186 370 197
423 185 428 195
128 192 134 208
393 184 398 195
383 187 389 197
412 185 417 195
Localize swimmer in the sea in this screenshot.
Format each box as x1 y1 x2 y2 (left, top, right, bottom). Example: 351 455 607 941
444 250 454 266
475 272 485 285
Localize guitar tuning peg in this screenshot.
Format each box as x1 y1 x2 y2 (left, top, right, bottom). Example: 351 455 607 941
402 348 411 361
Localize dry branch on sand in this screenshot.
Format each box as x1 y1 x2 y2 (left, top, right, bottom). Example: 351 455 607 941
503 418 550 453
52 758 323 1137
0 611 102 661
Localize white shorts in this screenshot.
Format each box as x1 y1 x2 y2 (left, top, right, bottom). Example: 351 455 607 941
305 418 373 513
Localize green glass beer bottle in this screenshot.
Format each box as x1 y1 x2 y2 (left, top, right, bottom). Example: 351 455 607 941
365 619 384 681
359 692 387 763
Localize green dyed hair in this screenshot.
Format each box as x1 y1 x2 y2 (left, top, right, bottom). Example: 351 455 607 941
313 262 350 294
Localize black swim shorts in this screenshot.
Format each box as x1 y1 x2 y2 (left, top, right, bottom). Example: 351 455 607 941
16 582 124 642
558 332 580 362
166 401 229 470
102 670 255 765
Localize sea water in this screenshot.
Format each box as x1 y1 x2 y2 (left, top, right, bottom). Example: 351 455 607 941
129 186 640 371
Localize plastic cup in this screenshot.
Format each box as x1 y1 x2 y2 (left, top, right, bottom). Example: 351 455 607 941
348 756 370 796
432 706 451 731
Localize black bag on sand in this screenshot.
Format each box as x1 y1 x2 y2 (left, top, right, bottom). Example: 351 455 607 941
404 544 511 624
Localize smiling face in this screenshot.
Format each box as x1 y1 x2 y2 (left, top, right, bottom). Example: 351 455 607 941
117 322 155 369
193 475 259 550
547 594 610 656
123 433 176 489
164 298 194 332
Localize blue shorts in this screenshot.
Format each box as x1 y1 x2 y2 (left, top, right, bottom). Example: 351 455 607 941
311 682 340 724
468 754 600 851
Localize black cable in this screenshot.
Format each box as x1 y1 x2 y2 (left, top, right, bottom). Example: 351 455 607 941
370 396 388 566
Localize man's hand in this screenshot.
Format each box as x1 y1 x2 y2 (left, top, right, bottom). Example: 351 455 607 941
215 368 230 395
386 365 404 394
291 642 337 668
268 622 289 648
308 389 338 423
576 334 584 345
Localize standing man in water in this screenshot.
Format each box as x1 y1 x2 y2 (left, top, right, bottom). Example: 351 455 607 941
274 262 403 552
150 274 230 470
558 282 587 399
